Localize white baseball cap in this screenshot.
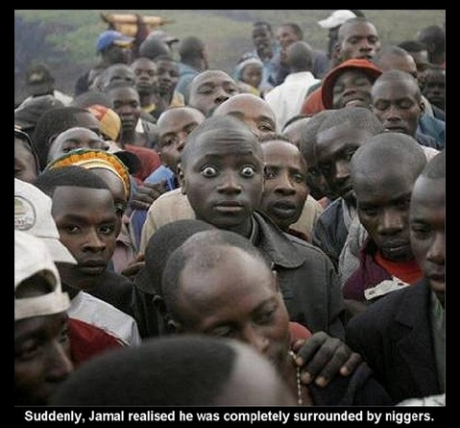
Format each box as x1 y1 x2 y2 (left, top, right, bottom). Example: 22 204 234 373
318 10 357 29
14 178 77 265
15 230 70 321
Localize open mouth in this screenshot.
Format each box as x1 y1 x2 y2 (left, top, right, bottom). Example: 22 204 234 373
344 99 365 108
121 120 136 130
380 242 411 259
270 201 298 218
427 272 445 283
384 126 406 134
357 54 373 60
136 81 152 89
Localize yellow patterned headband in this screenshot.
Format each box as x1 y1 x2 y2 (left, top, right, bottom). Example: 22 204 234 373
45 149 131 198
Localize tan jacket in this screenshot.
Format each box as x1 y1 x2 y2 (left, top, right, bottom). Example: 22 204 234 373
139 187 323 253
139 188 194 253
290 195 324 242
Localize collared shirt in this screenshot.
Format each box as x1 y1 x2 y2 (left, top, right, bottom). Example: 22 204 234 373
265 71 320 131
68 291 141 347
251 211 345 339
111 215 137 274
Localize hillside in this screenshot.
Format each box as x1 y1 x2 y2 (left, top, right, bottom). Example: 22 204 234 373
14 9 445 104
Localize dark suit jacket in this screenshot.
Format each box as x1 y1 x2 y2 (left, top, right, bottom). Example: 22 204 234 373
253 211 346 340
345 278 442 403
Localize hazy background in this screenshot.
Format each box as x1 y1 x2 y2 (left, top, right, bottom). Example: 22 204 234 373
14 9 445 105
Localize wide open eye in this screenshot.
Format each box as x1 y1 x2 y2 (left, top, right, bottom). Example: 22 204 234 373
202 166 218 177
241 165 256 178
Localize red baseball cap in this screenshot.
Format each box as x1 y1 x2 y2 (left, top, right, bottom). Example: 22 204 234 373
321 59 382 109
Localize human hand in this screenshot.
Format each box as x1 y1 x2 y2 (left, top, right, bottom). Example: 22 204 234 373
343 299 368 323
291 331 362 387
120 253 145 281
129 180 169 211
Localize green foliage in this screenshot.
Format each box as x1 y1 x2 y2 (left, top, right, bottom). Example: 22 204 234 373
16 9 445 67
14 9 445 102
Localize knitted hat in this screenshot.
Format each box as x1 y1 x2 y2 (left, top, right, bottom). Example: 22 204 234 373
87 104 121 141
321 58 383 109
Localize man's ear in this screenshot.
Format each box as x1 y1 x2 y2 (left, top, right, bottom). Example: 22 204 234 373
261 163 266 193
332 42 341 61
47 133 59 151
114 216 123 237
419 98 426 114
178 163 187 194
271 265 280 293
166 318 182 334
152 294 167 316
177 162 184 188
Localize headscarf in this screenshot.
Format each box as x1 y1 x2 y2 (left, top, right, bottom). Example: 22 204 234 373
45 148 131 199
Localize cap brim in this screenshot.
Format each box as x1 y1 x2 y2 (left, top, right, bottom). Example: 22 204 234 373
321 64 382 109
42 238 77 265
318 18 338 29
148 31 179 44
112 150 141 175
113 39 134 48
15 292 70 321
163 36 179 44
14 118 35 131
26 82 53 96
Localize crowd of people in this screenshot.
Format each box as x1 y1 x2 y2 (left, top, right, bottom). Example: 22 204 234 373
15 10 445 407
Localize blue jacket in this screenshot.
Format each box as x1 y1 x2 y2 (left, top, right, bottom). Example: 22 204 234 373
130 166 178 250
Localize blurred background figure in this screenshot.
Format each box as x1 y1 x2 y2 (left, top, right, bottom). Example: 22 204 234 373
419 64 445 113
19 62 73 107
415 24 445 68
74 30 134 97
317 10 358 71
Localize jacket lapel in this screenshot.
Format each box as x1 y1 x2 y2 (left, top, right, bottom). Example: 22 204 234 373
393 280 440 396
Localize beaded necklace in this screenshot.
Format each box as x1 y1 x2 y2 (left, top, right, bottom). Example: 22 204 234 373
288 350 303 405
